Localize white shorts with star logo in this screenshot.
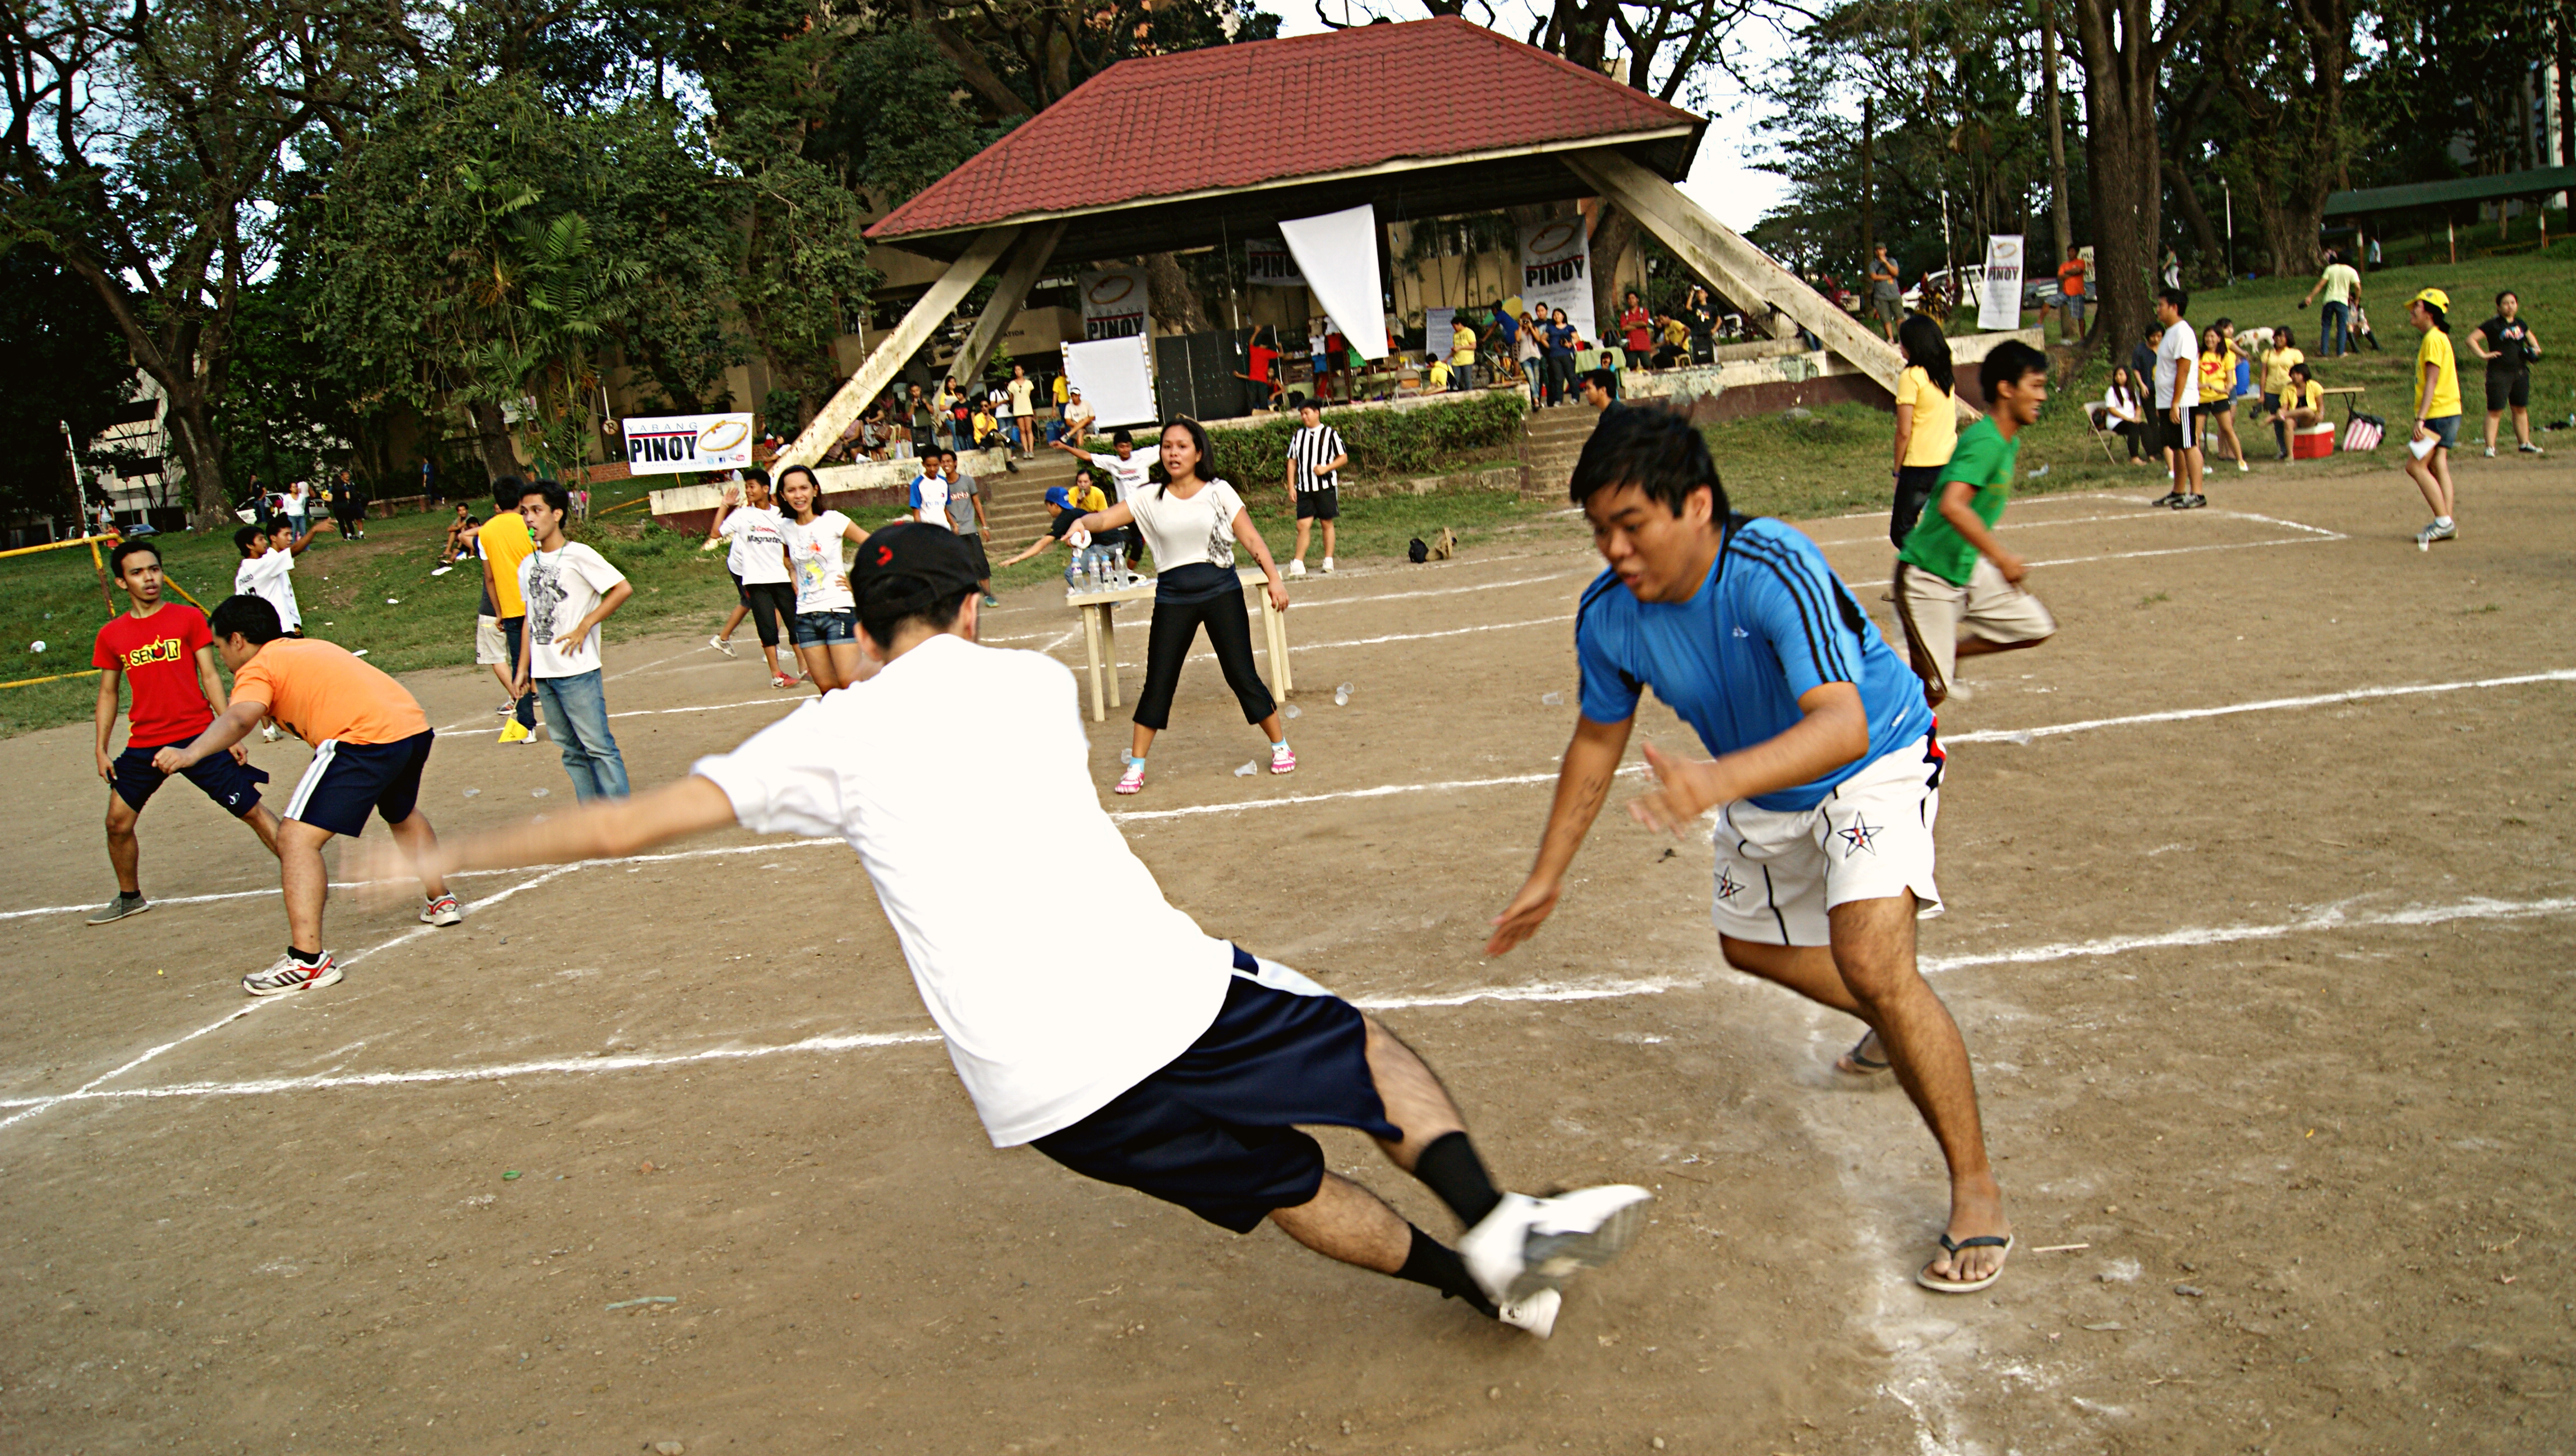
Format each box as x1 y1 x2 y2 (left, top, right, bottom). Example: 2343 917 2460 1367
1710 735 1944 947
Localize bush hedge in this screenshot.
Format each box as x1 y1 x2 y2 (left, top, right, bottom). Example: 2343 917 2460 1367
1111 391 1526 485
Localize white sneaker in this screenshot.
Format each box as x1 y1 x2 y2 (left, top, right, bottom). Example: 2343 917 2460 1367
1287 559 1307 578
1495 1287 1562 1339
1458 1185 1652 1304
709 635 735 657
1321 556 1335 574
242 952 341 997
2485 445 2498 458
419 893 461 927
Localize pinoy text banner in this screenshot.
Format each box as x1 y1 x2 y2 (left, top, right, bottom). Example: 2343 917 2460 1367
1080 266 1153 340
1979 234 2026 332
1245 238 1307 288
1518 216 1597 345
622 412 756 476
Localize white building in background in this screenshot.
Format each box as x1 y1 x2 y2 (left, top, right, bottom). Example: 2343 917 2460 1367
82 370 187 526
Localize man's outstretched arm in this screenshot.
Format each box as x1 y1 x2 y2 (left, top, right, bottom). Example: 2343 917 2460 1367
413 776 739 881
1488 713 1635 955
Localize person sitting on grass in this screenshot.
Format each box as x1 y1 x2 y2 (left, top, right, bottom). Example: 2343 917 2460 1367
439 503 482 564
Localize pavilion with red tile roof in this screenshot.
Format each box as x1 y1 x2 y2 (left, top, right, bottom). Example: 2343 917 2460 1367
782 16 1912 469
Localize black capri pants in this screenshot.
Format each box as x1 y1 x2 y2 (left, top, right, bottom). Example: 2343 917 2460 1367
739 579 795 649
1889 464 1945 548
1134 574 1276 732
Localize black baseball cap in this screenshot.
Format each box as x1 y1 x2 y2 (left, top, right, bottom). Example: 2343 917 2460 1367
850 522 981 614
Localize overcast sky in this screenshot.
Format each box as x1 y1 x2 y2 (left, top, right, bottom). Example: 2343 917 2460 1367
1265 1 1791 230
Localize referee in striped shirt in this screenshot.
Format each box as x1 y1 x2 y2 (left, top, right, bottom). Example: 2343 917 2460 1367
1285 401 1347 577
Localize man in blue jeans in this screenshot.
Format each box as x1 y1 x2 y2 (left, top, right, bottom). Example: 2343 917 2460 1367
512 480 634 799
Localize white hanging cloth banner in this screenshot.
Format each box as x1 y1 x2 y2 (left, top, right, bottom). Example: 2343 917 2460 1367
1278 204 1389 361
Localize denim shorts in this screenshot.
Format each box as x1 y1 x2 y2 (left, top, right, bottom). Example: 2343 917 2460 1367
792 608 857 646
2421 414 2460 450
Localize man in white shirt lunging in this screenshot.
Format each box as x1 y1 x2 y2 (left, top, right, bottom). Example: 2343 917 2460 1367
513 479 634 800
381 523 1648 1339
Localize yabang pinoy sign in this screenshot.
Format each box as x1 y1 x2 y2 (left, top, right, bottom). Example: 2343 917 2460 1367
1517 216 1597 344
621 412 757 476
1079 266 1153 340
1245 238 1307 288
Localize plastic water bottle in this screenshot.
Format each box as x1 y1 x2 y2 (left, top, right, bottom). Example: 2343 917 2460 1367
1109 544 1127 585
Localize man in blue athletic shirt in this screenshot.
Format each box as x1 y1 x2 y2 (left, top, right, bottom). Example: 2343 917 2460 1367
1487 406 2013 1295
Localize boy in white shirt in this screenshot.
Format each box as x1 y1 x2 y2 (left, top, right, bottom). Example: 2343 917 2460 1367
909 458 951 530
379 522 1648 1340
232 518 324 635
513 479 634 800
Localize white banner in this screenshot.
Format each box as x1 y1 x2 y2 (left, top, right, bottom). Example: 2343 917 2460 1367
621 412 755 476
1978 233 2026 332
1280 204 1388 362
1426 307 1456 360
1064 336 1159 429
1518 216 1597 346
1245 238 1306 288
1079 266 1152 341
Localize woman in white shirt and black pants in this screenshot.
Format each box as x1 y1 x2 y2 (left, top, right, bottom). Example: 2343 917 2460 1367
1074 419 1296 795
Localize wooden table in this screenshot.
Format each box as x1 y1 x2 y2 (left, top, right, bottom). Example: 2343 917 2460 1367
1068 568 1292 722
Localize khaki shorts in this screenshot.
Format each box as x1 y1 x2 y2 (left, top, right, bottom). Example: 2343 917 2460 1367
1893 559 2055 707
475 614 509 666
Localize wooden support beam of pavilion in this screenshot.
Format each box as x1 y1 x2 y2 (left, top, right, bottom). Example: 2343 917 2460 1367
779 225 1022 471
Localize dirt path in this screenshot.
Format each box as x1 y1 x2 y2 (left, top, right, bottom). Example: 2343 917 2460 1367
3 464 2571 1454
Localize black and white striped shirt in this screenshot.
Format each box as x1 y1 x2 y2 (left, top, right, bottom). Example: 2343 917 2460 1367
1287 424 1344 492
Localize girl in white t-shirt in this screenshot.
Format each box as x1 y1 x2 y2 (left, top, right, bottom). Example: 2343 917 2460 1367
1071 419 1294 795
776 466 873 692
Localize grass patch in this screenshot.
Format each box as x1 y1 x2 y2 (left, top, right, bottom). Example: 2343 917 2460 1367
2 483 1567 739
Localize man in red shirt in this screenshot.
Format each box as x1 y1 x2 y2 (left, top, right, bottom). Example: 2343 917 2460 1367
1618 291 1655 371
88 537 281 924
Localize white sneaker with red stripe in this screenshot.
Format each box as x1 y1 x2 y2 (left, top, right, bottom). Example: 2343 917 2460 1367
420 894 462 927
243 952 342 998
1115 758 1146 795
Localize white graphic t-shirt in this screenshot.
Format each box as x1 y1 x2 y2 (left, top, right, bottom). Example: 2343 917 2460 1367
784 511 857 615
1087 451 1155 504
517 542 628 678
719 505 791 584
233 550 301 632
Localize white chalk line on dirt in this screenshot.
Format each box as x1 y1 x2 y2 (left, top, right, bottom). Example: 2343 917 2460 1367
0 866 582 1131
10 893 2566 1116
434 691 804 738
1940 669 2576 744
15 667 2573 922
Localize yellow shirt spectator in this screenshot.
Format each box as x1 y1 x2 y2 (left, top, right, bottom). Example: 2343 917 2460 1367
2261 340 2304 394
2416 327 2461 420
1449 322 1477 366
2277 379 2322 418
477 509 536 619
2197 348 2235 405
1893 365 1957 468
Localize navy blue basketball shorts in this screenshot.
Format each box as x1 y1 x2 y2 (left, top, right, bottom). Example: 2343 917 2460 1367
282 730 434 838
113 740 268 817
1032 947 1398 1233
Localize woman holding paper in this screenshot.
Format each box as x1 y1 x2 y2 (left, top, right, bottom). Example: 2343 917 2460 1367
2400 287 2464 550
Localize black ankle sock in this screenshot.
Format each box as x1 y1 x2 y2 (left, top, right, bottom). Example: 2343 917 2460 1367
288 946 324 966
1414 1131 1502 1228
1394 1225 1495 1315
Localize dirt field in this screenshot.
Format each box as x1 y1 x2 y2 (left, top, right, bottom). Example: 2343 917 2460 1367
3 459 2572 1455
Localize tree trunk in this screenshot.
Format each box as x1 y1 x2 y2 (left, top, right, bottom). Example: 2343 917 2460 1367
2073 0 2175 358
1589 205 1640 338
2042 0 2074 264
468 397 521 484
1859 95 1877 268
1142 252 1213 335
2161 160 2224 284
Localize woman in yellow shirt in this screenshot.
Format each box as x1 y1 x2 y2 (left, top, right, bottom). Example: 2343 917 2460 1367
2403 287 2463 547
2196 324 2250 473
1888 314 1959 547
2260 325 2305 459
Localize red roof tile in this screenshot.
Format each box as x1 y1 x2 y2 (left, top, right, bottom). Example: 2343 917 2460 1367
867 16 1701 243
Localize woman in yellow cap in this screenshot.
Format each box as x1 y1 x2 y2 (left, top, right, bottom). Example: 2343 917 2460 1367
2402 288 2463 549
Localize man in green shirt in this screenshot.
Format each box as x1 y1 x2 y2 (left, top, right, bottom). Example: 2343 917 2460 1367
1892 340 2058 708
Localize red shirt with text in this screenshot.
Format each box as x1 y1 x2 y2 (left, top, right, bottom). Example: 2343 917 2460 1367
93 604 215 746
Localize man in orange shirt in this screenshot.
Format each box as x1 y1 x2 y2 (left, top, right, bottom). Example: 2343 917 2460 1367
2054 245 2089 342
153 595 461 997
